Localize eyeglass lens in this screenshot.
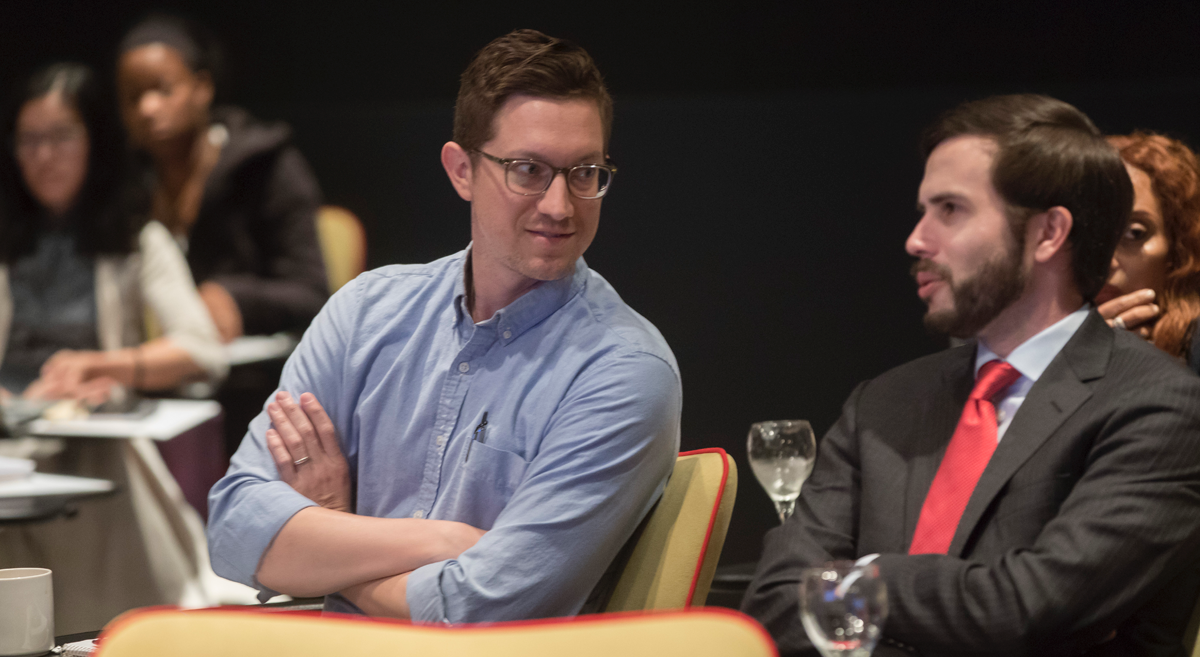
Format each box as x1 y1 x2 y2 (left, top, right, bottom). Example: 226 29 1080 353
15 127 84 158
507 160 612 198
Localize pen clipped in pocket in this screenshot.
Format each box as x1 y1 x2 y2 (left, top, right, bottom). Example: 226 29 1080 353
465 411 488 462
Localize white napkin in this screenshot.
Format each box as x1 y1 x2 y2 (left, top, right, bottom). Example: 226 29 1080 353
0 455 34 482
59 639 98 656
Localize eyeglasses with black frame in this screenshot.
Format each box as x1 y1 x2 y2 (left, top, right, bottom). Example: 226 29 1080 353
472 150 617 199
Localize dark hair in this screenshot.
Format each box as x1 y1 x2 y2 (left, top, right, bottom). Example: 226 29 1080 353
119 13 224 93
921 94 1133 301
453 29 613 154
1108 132 1200 360
0 63 149 261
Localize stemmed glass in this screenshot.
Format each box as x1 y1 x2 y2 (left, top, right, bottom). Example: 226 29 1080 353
747 420 817 522
800 561 888 657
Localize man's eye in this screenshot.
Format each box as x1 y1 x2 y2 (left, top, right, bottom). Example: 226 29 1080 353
513 161 546 178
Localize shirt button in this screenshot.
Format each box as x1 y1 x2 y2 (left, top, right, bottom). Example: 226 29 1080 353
412 510 425 519
502 330 512 340
435 434 447 447
458 362 470 373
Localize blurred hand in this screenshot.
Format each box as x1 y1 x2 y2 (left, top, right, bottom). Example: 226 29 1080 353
38 349 96 389
23 350 117 404
70 376 122 406
265 391 352 512
1098 289 1159 339
199 281 244 343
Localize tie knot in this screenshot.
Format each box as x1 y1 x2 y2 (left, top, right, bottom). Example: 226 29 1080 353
972 360 1020 401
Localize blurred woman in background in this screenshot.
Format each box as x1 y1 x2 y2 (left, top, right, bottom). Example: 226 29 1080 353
1098 132 1200 374
0 62 227 634
0 63 226 401
116 15 328 342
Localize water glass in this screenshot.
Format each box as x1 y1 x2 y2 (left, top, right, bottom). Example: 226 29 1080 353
747 419 817 522
799 561 887 657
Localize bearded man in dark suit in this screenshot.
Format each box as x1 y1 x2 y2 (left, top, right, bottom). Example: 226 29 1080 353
742 94 1200 657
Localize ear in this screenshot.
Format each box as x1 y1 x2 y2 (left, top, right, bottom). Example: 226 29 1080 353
441 141 474 202
1029 206 1073 264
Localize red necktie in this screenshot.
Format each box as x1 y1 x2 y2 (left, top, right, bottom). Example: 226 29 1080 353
908 359 1021 555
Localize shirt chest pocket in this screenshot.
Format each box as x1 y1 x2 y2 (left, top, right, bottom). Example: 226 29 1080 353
462 440 531 521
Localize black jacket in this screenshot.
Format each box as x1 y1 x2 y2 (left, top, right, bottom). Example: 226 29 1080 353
743 311 1200 657
188 106 328 335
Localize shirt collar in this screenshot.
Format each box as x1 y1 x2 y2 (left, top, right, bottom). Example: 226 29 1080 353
975 305 1090 382
453 245 588 344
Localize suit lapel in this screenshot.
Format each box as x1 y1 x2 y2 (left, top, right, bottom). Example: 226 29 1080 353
947 311 1111 556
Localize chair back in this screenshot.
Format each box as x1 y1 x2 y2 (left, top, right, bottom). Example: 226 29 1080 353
1185 593 1200 656
95 607 777 657
604 448 738 611
315 206 367 293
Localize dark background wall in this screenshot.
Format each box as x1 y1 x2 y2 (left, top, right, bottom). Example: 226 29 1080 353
5 0 1200 566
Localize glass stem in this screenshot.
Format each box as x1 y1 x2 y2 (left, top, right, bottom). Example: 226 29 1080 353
774 499 796 523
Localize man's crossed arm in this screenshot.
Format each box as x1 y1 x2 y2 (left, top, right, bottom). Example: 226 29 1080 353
254 391 485 617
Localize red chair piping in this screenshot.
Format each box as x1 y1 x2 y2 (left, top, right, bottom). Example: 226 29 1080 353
676 447 731 607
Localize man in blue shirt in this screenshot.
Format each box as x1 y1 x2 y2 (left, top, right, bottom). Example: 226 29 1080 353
207 29 681 623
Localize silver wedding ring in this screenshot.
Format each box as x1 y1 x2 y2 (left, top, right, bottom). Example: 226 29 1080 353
1113 316 1127 330
293 456 311 466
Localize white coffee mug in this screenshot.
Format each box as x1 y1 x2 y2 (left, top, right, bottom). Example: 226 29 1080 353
0 568 53 656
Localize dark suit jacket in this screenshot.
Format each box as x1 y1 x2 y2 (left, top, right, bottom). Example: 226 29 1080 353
742 311 1200 657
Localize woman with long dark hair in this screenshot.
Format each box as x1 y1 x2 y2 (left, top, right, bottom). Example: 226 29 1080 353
0 62 226 400
1098 132 1200 373
0 62 227 634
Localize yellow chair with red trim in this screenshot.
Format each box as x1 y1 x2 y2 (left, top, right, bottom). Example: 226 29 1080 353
604 448 738 611
1184 597 1200 656
94 606 775 657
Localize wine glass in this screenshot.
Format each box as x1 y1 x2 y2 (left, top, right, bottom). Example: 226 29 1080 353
800 561 888 657
747 420 817 522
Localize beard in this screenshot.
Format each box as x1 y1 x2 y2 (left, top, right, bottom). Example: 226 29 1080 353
911 239 1028 339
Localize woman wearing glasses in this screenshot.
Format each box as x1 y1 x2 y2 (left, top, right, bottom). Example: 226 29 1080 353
1098 132 1200 374
0 63 225 401
0 62 226 633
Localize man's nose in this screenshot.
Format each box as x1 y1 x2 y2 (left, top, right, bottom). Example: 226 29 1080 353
537 172 574 221
905 214 933 258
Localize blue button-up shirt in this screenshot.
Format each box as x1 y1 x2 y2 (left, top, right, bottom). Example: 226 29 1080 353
207 249 681 622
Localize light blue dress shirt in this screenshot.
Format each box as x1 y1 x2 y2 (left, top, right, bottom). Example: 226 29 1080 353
975 305 1090 441
207 249 681 622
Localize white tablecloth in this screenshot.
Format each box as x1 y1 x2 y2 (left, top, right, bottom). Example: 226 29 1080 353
0 400 257 633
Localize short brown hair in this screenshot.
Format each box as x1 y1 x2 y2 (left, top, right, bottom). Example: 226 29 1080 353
921 94 1133 301
453 29 612 154
1109 132 1200 360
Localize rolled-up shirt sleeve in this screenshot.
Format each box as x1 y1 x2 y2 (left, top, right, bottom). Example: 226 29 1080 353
206 276 361 592
405 349 681 623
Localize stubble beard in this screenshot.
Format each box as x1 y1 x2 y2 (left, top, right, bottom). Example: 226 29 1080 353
914 239 1028 339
